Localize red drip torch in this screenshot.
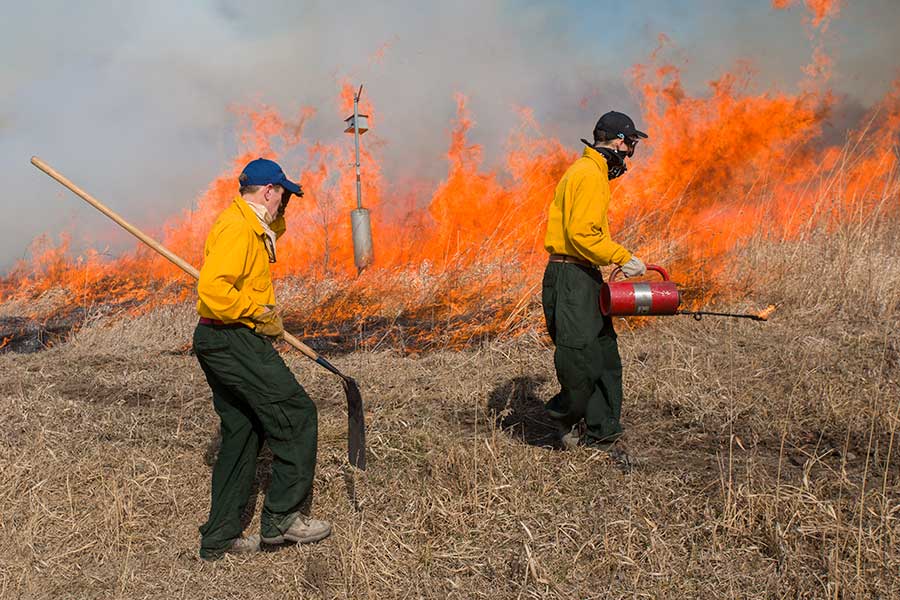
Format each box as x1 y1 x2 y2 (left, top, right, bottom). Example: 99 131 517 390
600 265 775 321
601 265 681 316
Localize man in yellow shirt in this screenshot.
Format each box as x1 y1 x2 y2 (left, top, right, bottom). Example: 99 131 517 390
193 158 330 560
542 111 648 455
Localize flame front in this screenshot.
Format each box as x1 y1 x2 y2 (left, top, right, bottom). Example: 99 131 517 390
2 7 898 350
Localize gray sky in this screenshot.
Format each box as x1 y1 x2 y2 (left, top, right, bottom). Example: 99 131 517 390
2 0 898 271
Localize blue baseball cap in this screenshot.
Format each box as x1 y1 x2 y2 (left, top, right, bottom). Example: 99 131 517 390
239 158 303 197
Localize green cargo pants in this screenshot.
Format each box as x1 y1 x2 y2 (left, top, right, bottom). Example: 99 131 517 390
193 323 317 559
542 261 623 444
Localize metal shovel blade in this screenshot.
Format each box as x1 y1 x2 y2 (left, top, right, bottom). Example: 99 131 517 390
342 377 367 470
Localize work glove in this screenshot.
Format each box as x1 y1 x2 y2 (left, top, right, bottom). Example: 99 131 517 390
252 305 284 338
620 256 647 278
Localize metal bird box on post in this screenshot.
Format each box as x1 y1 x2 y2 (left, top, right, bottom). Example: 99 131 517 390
345 84 373 272
343 114 369 135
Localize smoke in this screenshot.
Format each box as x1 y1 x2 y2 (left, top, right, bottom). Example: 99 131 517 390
1 0 898 271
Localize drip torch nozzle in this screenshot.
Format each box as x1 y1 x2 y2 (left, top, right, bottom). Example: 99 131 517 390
678 304 777 322
755 304 777 321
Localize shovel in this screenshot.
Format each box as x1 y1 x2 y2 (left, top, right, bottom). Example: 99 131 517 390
31 156 367 470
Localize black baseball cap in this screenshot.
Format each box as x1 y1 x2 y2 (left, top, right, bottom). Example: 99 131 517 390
593 111 648 143
239 158 302 197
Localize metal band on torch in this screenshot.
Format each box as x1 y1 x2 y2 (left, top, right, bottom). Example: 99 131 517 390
632 283 653 314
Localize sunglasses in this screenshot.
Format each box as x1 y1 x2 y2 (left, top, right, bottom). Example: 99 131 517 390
617 133 640 157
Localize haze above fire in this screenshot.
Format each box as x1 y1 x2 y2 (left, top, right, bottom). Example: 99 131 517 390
1 0 898 270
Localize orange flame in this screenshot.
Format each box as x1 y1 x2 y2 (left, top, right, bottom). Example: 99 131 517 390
772 0 841 29
756 304 778 321
2 12 898 349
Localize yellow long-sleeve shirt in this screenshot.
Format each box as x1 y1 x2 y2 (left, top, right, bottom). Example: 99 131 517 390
544 146 632 266
196 195 286 327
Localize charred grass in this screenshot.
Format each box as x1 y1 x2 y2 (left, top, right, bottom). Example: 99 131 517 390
1 222 898 598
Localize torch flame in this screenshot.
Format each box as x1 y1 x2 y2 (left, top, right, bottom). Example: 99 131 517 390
756 304 778 321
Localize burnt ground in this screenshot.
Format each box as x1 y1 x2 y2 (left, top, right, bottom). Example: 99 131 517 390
0 303 527 356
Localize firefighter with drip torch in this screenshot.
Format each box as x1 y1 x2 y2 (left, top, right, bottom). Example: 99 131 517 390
542 111 648 459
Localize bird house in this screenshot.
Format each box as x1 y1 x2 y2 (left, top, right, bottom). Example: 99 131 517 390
344 114 369 134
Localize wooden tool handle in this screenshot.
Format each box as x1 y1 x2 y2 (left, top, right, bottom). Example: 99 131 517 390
283 332 319 361
32 156 200 279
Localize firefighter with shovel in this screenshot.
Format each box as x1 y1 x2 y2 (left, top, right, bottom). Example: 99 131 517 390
31 155 366 559
193 158 330 559
542 111 648 457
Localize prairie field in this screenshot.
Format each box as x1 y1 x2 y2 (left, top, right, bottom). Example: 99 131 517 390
1 213 898 600
4 0 900 598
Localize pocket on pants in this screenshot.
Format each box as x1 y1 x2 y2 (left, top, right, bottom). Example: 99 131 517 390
554 267 602 349
270 401 295 437
554 301 590 349
251 346 304 405
193 326 230 355
541 279 558 342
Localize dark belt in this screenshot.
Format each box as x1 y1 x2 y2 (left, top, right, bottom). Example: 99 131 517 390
198 317 246 328
548 253 595 269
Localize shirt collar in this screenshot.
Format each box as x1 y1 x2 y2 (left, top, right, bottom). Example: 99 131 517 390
582 145 609 177
234 195 265 236
235 195 278 263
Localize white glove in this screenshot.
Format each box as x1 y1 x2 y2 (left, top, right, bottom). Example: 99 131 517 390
620 256 646 278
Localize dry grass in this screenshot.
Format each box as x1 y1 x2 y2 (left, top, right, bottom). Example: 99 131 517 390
1 218 899 598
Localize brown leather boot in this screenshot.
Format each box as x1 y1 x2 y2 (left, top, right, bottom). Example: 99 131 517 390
557 422 582 450
261 516 332 545
226 534 260 554
200 534 260 561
